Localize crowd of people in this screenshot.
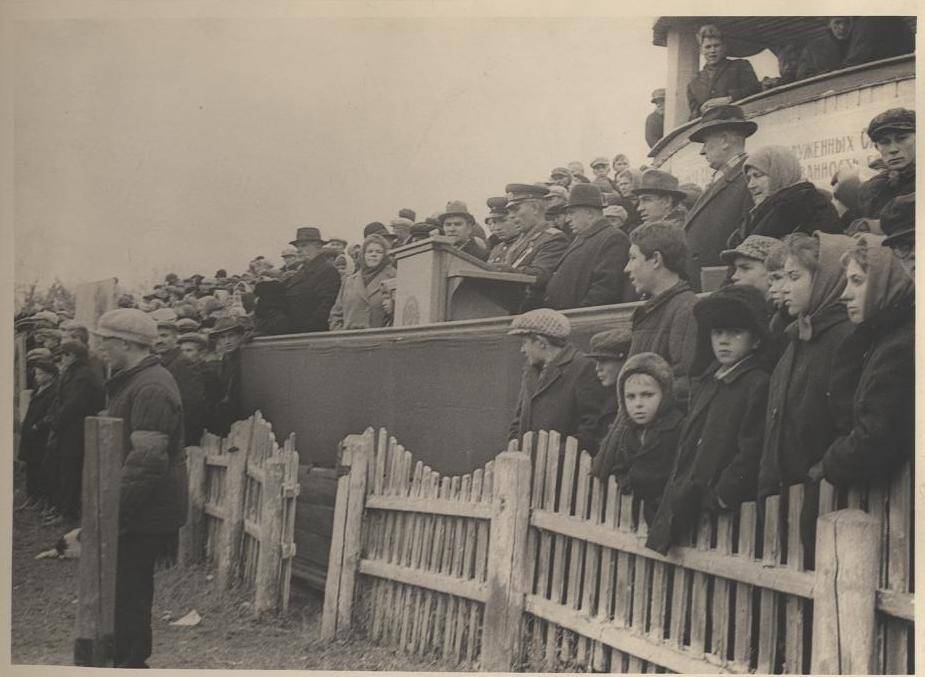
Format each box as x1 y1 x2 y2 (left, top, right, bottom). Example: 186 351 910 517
10 18 916 668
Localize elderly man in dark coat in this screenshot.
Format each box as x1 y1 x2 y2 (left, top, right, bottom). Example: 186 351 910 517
507 309 612 457
284 227 342 333
45 339 105 524
91 309 188 669
687 24 761 120
490 183 569 310
683 105 757 291
543 183 632 309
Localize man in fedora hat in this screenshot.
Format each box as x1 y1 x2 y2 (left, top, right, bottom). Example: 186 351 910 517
490 183 569 310
206 316 250 436
284 226 342 334
544 183 633 309
683 104 757 291
439 200 488 261
646 88 666 149
633 169 688 227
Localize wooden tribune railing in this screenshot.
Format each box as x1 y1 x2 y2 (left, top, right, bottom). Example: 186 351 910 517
322 428 913 674
179 411 301 614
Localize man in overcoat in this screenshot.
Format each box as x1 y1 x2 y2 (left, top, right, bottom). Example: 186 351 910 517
284 227 342 333
153 318 208 445
507 309 611 457
544 183 631 309
91 309 187 669
683 105 757 291
439 201 489 261
687 24 761 119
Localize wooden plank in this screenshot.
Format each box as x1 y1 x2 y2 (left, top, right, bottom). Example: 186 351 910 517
365 494 494 520
254 458 285 614
481 452 532 671
321 441 353 641
784 485 806 674
733 502 757 667
563 447 591 664
525 595 734 675
884 463 912 673
811 509 881 674
279 437 300 612
529 431 550 656
710 512 734 664
756 494 781 674
439 475 462 660
215 418 252 589
410 468 437 654
73 417 122 667
689 513 712 655
451 474 472 663
528 509 815 599
359 559 488 603
546 434 575 668
179 446 208 566
378 436 400 644
429 476 453 653
399 460 425 651
577 471 603 668
462 468 484 664
204 455 231 468
591 476 619 672
615 493 635 630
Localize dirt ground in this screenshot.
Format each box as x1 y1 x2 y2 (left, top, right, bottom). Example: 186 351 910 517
10 481 455 671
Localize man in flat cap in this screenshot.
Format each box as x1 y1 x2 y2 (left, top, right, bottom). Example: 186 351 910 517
683 104 757 291
544 183 633 309
390 217 414 247
439 201 489 261
859 108 915 219
550 166 572 189
284 227 342 334
568 161 591 184
41 339 105 525
153 318 208 445
61 319 107 381
91 309 187 668
646 88 666 149
485 196 517 265
280 246 301 273
880 192 915 278
720 234 780 299
491 183 569 310
586 328 633 477
507 308 611 457
544 184 572 238
590 156 617 194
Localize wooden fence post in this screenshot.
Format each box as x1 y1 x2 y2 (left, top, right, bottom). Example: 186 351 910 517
811 508 881 674
215 432 249 589
254 458 286 614
179 446 207 567
321 430 371 640
74 417 123 666
481 451 531 671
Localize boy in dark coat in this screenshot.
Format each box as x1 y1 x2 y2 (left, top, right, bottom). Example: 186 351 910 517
17 357 58 510
624 221 698 407
646 285 770 554
92 309 188 669
817 236 914 488
600 352 684 526
858 108 915 219
507 308 612 457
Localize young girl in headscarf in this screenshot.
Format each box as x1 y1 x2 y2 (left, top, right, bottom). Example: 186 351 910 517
328 234 396 331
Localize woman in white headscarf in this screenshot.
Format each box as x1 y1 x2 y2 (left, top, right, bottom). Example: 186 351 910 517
729 145 841 247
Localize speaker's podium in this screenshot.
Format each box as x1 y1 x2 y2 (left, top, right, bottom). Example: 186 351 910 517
389 236 536 326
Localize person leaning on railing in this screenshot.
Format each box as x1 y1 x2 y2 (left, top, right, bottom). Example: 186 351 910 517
686 24 761 121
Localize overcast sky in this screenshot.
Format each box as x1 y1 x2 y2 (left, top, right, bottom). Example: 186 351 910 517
12 12 779 291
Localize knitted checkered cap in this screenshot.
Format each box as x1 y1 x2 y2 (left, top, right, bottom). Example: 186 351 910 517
719 234 781 264
92 308 158 347
508 308 571 340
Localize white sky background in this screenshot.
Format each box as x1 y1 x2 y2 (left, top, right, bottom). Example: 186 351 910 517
12 14 778 291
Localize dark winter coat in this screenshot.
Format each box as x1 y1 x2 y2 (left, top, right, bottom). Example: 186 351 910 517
645 110 665 149
730 181 841 246
628 281 698 407
800 17 915 80
253 280 291 336
544 219 632 309
646 356 769 554
49 359 106 460
208 349 247 438
796 31 846 80
823 298 914 487
160 347 207 446
683 154 754 291
859 165 915 219
103 355 187 535
758 305 854 497
284 255 342 333
456 238 489 262
687 58 762 120
508 344 612 456
18 379 57 463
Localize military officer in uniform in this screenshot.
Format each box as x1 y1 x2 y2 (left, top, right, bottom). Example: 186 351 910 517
485 196 517 265
489 183 569 310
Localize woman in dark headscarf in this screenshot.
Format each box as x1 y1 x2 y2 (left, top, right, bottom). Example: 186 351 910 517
328 234 396 330
729 145 841 247
817 235 914 488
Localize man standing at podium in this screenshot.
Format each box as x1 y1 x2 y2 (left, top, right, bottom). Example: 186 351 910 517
439 201 489 261
490 183 569 310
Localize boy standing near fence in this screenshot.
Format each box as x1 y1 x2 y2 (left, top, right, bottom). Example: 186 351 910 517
646 285 770 554
597 352 684 526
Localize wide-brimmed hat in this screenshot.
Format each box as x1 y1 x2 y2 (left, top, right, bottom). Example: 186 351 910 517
565 183 606 210
688 104 758 143
290 226 327 246
438 200 476 225
632 169 687 201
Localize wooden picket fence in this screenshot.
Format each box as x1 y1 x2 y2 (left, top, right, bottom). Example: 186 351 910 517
322 428 914 674
179 411 301 614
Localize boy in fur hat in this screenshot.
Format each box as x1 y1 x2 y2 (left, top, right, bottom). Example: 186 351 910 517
646 285 770 554
600 352 685 526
